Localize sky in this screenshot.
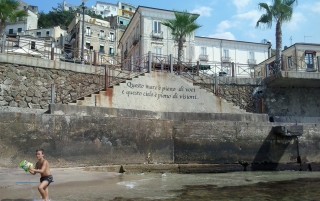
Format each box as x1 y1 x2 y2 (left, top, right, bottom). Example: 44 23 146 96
23 0 320 48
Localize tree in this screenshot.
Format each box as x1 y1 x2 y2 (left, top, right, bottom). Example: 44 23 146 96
38 4 104 30
0 0 28 36
162 11 201 73
256 0 298 73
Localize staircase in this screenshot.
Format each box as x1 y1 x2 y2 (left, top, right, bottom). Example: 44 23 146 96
68 71 247 114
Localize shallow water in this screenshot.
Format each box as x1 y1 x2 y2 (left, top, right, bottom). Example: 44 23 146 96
1 168 320 201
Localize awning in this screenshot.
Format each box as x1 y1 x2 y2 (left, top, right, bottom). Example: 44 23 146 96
305 50 316 55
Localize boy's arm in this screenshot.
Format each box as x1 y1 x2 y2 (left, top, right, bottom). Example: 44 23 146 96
29 168 36 175
32 161 48 174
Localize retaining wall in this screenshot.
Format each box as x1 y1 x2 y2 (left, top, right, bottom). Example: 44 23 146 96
0 106 319 171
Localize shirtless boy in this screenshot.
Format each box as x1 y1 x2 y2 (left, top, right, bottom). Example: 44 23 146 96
29 149 53 201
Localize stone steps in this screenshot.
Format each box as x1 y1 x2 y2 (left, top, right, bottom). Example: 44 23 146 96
69 72 247 114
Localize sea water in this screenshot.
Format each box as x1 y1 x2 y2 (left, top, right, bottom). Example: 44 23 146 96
1 168 320 201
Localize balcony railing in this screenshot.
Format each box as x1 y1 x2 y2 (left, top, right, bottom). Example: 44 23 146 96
151 31 163 39
199 54 208 61
248 59 256 65
221 56 231 63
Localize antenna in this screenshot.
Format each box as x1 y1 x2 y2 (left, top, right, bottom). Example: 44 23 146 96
289 36 292 45
304 35 312 43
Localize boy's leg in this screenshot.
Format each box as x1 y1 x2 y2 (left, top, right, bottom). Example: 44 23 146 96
38 181 49 200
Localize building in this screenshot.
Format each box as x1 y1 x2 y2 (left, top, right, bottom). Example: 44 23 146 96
5 9 38 36
255 43 320 78
195 37 271 77
23 26 67 48
92 1 118 18
66 13 116 62
119 6 270 76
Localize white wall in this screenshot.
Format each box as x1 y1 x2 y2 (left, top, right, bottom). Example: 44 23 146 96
194 37 270 77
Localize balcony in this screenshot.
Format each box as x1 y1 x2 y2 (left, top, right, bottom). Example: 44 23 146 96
221 56 231 63
199 54 208 61
151 31 163 39
248 59 257 65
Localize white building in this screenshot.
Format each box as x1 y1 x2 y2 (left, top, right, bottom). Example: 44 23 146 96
23 26 67 48
194 37 271 76
92 1 118 18
5 10 38 35
119 6 197 69
119 6 271 77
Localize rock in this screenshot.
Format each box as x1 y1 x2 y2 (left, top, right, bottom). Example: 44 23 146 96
19 101 28 108
9 101 18 107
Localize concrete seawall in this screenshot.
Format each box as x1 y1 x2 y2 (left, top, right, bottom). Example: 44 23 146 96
0 105 319 172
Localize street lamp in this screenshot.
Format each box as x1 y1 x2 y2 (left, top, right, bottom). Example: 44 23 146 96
81 0 88 63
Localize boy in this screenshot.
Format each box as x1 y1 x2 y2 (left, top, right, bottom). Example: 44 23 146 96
29 148 53 201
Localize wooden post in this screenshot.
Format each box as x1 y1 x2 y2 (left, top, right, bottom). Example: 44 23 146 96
196 61 200 76
231 62 235 77
170 54 173 73
148 51 152 73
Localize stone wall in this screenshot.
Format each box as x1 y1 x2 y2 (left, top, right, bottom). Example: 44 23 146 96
264 87 320 118
217 85 258 113
0 107 319 171
0 63 104 109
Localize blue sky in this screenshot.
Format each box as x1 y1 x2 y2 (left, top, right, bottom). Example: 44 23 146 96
23 0 320 47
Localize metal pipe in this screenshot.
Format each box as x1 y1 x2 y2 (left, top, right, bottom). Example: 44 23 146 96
81 2 85 63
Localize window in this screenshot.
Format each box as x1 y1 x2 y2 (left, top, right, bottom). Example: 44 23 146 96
100 11 103 15
305 52 314 69
120 21 123 25
86 27 91 36
8 29 13 34
85 42 90 50
223 49 229 58
110 32 115 42
129 8 132 11
31 41 36 49
249 51 255 60
46 31 50 36
17 28 22 33
109 47 114 55
288 56 293 68
99 45 105 53
153 21 161 33
36 32 41 37
201 47 207 55
122 6 124 9
154 47 162 55
100 30 105 38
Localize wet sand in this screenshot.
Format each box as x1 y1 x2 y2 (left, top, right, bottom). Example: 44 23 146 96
1 167 320 201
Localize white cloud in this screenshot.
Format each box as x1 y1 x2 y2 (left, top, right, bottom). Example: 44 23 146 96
284 12 307 31
310 2 320 13
209 32 236 40
233 0 251 11
234 10 261 26
191 6 213 17
216 20 232 32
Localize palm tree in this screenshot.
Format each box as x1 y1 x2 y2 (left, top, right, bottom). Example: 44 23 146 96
256 0 297 73
162 11 201 73
0 0 28 36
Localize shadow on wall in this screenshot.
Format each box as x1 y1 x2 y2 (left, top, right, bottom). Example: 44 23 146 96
251 128 296 171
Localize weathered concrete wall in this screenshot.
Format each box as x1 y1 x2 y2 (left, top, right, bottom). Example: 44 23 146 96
0 111 174 167
264 87 320 120
0 107 319 171
0 63 103 109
